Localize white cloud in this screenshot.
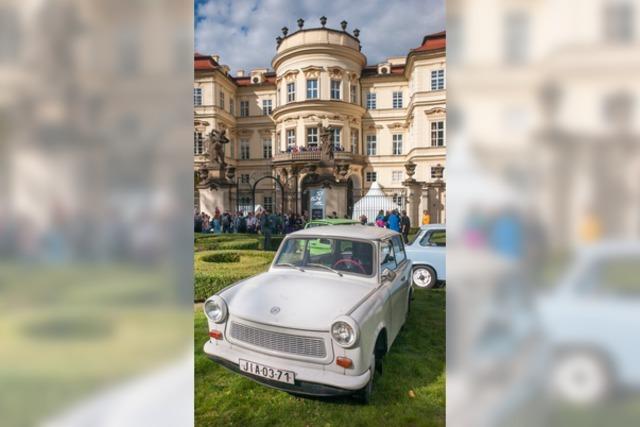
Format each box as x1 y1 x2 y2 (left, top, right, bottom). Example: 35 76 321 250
195 0 445 73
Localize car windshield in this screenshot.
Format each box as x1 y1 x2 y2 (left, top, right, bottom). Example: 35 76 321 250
275 237 375 276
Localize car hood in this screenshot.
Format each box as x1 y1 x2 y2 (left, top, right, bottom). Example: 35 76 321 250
222 270 375 330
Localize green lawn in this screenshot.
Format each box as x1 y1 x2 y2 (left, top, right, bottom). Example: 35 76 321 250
194 289 445 426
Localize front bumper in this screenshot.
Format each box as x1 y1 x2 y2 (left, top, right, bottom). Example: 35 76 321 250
204 340 370 396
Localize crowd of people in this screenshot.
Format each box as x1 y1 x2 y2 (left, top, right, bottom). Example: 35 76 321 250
194 208 307 235
195 207 415 243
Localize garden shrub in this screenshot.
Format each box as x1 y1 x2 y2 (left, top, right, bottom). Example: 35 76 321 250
194 250 275 302
200 252 240 263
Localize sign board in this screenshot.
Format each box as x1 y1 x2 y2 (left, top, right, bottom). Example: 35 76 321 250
310 188 325 220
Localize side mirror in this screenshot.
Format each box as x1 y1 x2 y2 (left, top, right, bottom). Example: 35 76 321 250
381 268 396 283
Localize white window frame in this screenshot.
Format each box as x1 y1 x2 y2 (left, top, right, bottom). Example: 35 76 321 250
431 121 445 147
263 196 273 212
262 138 272 159
286 129 296 147
287 82 296 103
366 135 377 155
350 128 359 153
229 98 235 115
392 134 403 155
262 99 272 115
307 127 319 147
331 127 341 149
431 69 445 90
194 132 204 155
392 170 403 182
240 138 250 160
306 79 318 99
330 80 341 100
219 91 225 109
193 88 202 106
392 91 403 109
240 100 249 117
350 84 357 103
366 92 377 109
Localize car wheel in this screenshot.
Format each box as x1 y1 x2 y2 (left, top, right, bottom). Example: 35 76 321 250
356 353 376 404
412 266 437 289
550 351 611 405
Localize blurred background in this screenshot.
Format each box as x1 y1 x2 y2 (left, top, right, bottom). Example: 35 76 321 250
0 0 193 426
447 0 640 426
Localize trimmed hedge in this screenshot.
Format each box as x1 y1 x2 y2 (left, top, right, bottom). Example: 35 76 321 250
194 233 283 252
194 250 275 302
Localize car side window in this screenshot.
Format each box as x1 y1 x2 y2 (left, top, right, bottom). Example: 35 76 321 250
392 236 406 264
380 239 397 271
419 229 446 247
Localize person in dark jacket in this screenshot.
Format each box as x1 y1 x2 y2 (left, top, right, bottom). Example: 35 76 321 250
400 210 411 243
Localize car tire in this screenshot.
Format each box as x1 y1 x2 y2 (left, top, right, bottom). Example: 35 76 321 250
412 266 437 289
550 351 611 405
356 353 376 404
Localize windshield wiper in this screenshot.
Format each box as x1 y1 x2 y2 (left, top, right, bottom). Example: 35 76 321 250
307 263 343 277
278 262 305 272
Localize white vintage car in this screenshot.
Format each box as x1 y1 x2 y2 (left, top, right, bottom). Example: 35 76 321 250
203 225 413 402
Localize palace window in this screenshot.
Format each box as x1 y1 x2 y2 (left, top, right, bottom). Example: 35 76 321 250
330 80 341 100
366 172 377 182
307 127 318 147
306 79 318 99
287 82 296 102
193 132 204 155
263 196 273 212
262 99 272 115
431 121 445 147
262 139 272 159
392 91 403 109
286 129 296 147
431 165 444 179
392 170 403 182
366 135 377 155
193 88 202 106
219 91 225 109
366 92 377 109
392 134 403 155
240 174 250 184
350 84 357 103
239 196 252 209
240 100 249 117
431 69 445 90
240 138 250 160
351 128 359 153
229 98 235 115
331 127 341 149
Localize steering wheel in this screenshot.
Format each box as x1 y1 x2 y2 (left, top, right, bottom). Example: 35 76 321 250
333 258 366 274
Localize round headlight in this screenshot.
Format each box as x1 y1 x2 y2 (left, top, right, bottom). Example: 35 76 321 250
204 296 228 323
331 319 357 347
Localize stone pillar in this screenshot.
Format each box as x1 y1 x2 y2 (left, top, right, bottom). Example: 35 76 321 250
425 180 446 224
403 160 423 226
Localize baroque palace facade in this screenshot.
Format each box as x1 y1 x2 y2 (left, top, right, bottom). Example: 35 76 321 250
194 20 445 225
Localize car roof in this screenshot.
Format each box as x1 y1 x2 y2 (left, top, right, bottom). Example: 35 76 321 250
308 218 360 225
291 224 400 240
420 224 446 231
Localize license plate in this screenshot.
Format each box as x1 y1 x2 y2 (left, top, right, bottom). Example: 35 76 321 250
238 359 295 384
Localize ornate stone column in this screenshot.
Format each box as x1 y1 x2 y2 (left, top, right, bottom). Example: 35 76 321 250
402 161 423 227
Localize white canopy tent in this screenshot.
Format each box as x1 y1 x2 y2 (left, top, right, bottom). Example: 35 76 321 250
351 182 398 222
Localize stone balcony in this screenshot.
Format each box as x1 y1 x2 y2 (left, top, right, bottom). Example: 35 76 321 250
272 150 365 165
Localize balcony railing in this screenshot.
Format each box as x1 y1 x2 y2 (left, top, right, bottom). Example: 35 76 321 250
273 150 363 163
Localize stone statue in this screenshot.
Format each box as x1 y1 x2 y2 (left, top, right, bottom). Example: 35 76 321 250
207 128 230 169
319 124 334 161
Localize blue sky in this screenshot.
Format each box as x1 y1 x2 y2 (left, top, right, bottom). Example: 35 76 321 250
195 0 445 73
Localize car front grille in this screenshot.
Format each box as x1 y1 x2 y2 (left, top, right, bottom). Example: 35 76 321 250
229 321 327 359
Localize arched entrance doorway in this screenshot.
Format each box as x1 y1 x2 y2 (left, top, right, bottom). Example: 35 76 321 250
251 175 285 214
